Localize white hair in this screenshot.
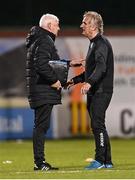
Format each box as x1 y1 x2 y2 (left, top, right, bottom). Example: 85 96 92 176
39 13 59 28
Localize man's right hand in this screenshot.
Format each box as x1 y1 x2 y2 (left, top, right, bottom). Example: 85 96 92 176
70 59 85 67
51 80 62 90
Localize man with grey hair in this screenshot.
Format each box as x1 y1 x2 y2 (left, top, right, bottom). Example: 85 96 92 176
67 11 114 170
26 13 82 171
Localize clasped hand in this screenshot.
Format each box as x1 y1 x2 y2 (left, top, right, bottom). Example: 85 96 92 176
81 83 91 94
51 80 62 90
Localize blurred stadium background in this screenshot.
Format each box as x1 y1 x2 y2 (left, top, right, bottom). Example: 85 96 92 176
0 0 135 140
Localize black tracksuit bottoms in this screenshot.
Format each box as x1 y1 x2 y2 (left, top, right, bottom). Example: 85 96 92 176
33 104 53 166
87 92 113 164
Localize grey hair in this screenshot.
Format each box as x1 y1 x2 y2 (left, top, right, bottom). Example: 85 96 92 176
84 11 104 34
39 13 59 28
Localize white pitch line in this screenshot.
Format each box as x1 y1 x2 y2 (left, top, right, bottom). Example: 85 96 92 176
14 169 135 174
6 168 131 176
15 170 84 174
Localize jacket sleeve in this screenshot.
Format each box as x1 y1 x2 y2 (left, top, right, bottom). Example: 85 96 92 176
72 72 85 84
34 38 58 85
86 44 107 86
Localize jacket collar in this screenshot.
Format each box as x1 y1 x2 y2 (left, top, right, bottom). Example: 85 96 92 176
90 33 101 42
39 27 56 41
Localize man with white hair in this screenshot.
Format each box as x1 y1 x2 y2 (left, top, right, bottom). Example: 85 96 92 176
26 13 81 171
39 14 60 37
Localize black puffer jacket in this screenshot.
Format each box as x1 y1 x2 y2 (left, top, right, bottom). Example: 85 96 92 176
26 26 66 108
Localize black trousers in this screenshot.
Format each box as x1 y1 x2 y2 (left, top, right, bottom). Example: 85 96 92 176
87 92 113 164
33 104 53 166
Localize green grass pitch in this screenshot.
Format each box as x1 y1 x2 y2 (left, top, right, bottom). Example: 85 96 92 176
0 138 135 179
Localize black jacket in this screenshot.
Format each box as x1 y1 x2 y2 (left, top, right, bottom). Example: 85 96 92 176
26 26 68 108
73 34 114 94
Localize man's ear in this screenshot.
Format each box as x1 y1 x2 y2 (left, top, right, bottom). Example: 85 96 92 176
47 22 52 30
92 24 97 31
89 21 96 31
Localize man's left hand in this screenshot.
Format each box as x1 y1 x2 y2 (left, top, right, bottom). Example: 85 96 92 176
81 83 91 94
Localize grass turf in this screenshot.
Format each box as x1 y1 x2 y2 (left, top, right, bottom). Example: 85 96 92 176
0 138 135 179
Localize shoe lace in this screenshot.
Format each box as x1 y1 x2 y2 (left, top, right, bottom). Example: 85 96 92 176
44 162 52 168
90 161 97 167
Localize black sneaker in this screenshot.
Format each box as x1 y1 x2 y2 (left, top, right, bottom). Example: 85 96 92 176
34 162 59 171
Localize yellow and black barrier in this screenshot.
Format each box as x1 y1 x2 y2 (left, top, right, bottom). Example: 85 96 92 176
70 101 92 135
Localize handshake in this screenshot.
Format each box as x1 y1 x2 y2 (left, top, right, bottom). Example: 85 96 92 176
51 59 84 90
